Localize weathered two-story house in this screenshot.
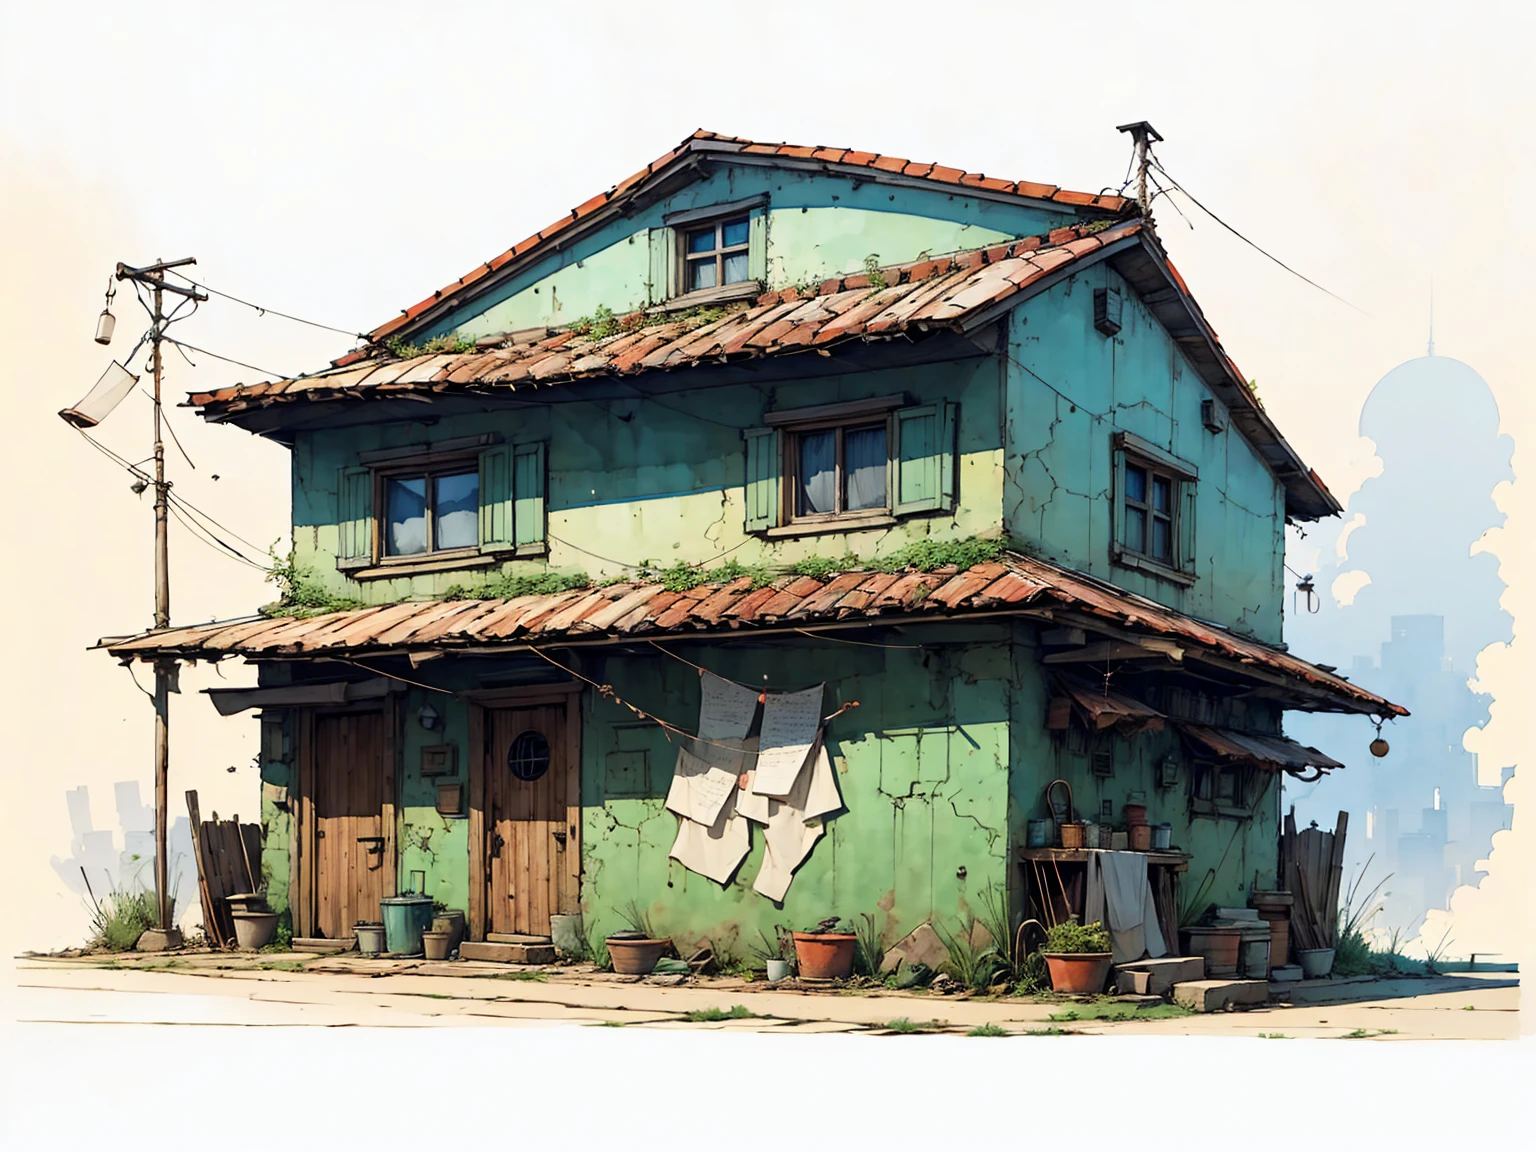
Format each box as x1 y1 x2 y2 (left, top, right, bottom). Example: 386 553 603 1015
103 131 1403 959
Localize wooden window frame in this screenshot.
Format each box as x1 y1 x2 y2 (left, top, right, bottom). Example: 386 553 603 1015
678 213 752 297
1121 457 1179 566
374 453 481 566
780 411 896 530
1112 433 1197 586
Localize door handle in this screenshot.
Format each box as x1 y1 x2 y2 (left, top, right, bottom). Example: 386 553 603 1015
357 836 385 870
491 833 505 858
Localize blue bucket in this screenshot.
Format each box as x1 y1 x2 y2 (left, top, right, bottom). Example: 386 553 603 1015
380 895 435 956
1026 819 1051 848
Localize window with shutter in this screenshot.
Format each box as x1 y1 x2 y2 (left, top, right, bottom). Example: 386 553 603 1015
1111 432 1197 584
512 442 547 552
337 465 373 569
747 396 956 536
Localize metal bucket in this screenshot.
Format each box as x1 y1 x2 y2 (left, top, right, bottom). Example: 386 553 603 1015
1151 823 1173 851
380 895 435 956
1026 819 1052 848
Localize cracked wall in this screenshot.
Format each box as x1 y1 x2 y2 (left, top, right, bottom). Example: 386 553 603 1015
291 353 1007 605
1004 266 1286 643
580 628 1014 956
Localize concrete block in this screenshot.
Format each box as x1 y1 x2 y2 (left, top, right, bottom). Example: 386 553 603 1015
1115 956 1204 995
1116 969 1152 995
878 922 949 974
459 941 557 964
1173 979 1270 1013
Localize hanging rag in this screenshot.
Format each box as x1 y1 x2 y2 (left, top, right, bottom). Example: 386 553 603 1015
1084 851 1167 964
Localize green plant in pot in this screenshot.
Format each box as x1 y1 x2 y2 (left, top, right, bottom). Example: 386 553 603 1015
1040 919 1114 995
605 900 672 976
751 925 796 981
792 916 857 981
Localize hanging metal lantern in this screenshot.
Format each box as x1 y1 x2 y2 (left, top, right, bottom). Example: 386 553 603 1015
94 308 116 345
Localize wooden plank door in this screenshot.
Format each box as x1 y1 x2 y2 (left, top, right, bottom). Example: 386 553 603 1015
486 704 576 936
312 711 389 938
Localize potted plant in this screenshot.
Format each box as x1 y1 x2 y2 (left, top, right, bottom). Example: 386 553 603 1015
792 917 857 981
605 900 671 976
752 925 795 982
1040 919 1113 994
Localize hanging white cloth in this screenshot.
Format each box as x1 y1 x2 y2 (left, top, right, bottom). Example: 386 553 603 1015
1084 851 1167 964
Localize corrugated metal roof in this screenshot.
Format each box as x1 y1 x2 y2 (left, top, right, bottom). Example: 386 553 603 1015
1181 724 1346 772
187 221 1140 416
1054 675 1166 732
355 129 1132 352
99 549 1405 717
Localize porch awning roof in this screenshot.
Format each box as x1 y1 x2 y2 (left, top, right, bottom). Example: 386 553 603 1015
1050 674 1166 734
97 549 1405 718
1180 724 1347 773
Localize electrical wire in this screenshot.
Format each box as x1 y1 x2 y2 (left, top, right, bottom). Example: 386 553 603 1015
168 503 271 572
167 269 368 341
159 336 294 380
1147 153 1367 315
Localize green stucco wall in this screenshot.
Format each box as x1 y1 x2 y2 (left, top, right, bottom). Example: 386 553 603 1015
419 164 1081 340
290 352 1007 604
1004 267 1287 642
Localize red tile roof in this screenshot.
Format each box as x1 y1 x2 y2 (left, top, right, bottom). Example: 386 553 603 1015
100 549 1404 718
355 129 1132 354
188 221 1141 414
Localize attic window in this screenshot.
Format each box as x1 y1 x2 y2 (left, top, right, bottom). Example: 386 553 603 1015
682 215 751 293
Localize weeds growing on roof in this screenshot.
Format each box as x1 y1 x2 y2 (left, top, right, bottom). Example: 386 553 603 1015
443 570 593 601
383 334 478 359
261 546 365 618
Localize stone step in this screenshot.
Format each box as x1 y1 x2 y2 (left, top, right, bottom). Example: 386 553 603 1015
1114 956 1204 996
488 933 553 945
1172 979 1270 1013
292 937 355 953
460 940 557 965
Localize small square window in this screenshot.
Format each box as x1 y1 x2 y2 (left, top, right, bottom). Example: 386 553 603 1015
790 421 889 522
383 464 479 558
682 214 752 294
1114 438 1194 578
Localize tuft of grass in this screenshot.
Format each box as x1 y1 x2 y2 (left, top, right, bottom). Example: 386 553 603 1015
82 870 162 952
1258 1033 1290 1039
853 912 885 978
967 1023 1009 1037
615 900 658 941
1024 1027 1067 1036
1048 998 1193 1022
594 1020 627 1027
446 569 592 602
933 917 1001 990
880 1017 943 1034
495 970 549 982
256 959 306 972
685 1005 754 1022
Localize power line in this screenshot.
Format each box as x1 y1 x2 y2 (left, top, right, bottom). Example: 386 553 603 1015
168 269 367 340
168 503 270 572
1148 154 1367 315
160 336 294 380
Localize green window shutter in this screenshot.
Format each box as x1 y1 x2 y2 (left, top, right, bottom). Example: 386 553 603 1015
1113 446 1128 550
479 445 513 552
748 210 768 283
337 466 373 567
743 427 780 531
893 402 956 515
648 227 675 305
513 442 547 549
1179 480 1198 574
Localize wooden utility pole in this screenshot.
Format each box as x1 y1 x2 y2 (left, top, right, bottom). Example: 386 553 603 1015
1115 121 1164 214
113 257 206 939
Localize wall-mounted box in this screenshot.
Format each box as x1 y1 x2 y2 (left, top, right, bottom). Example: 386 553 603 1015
436 782 464 816
1201 398 1225 433
421 744 458 777
1094 287 1122 336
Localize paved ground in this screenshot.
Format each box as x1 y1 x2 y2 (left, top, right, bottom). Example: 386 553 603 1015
8 951 1520 1039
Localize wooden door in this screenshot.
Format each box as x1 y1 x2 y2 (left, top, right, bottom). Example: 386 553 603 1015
485 704 576 936
312 711 389 938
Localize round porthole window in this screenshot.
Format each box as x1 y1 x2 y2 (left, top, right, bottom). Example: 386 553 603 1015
508 730 551 782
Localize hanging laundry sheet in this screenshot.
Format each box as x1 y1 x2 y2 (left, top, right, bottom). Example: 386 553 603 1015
750 741 843 901
751 684 824 797
669 784 752 884
1084 850 1167 964
665 671 761 828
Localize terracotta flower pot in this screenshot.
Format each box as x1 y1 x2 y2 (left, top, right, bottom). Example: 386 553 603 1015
792 932 856 980
1180 926 1242 976
422 930 452 961
1042 952 1114 994
232 910 278 951
1059 822 1086 849
1123 804 1147 826
608 937 670 975
1129 823 1153 852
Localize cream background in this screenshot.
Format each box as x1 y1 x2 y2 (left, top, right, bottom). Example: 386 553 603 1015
1 2 1528 1038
